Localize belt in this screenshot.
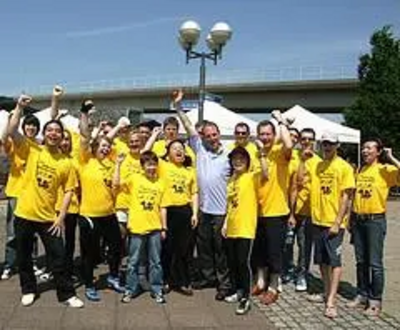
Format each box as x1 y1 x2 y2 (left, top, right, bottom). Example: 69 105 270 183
354 213 385 221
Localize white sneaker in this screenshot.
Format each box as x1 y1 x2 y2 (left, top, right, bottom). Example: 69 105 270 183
1 268 12 280
295 277 308 292
21 293 36 307
277 277 283 293
224 293 239 303
307 293 325 303
33 265 44 277
64 296 84 308
346 295 368 308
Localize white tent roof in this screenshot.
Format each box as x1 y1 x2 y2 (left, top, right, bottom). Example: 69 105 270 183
282 105 360 144
29 108 79 138
178 100 258 136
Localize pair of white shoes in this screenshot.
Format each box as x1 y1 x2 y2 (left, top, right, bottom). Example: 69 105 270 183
21 294 84 308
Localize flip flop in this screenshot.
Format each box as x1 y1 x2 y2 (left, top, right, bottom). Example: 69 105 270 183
324 305 338 318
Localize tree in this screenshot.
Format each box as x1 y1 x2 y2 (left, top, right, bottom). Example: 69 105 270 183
344 26 400 153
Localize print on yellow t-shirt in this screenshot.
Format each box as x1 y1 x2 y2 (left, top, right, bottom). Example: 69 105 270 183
14 139 77 223
226 172 258 239
354 163 399 214
125 173 166 235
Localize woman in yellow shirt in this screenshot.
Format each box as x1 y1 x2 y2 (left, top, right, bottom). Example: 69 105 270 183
222 145 268 315
57 130 80 279
78 100 123 302
7 95 83 308
159 139 198 296
348 139 400 316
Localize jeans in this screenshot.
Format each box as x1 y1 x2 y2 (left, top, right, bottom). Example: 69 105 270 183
126 231 163 295
353 213 386 302
4 198 17 270
283 215 313 279
15 217 75 302
196 212 230 291
79 215 121 287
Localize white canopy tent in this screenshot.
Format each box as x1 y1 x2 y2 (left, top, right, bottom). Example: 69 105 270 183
178 100 258 138
282 105 361 144
27 108 80 139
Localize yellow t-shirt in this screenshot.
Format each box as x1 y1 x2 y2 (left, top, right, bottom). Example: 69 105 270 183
125 173 165 235
226 172 258 239
114 137 130 155
115 152 142 210
310 156 355 228
354 163 399 214
78 150 115 217
158 160 197 207
4 138 36 198
295 153 322 216
256 144 291 217
56 156 80 214
152 140 196 165
14 140 77 223
227 141 259 172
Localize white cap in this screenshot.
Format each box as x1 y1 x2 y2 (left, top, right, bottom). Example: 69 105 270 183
118 116 131 127
321 132 339 143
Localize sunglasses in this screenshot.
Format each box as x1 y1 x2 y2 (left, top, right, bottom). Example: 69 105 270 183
235 131 248 136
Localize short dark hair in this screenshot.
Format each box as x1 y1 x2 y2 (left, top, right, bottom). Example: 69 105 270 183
43 119 64 135
257 120 276 135
235 122 250 133
228 146 251 174
22 114 40 136
140 151 159 166
202 121 220 133
300 128 316 139
289 127 300 136
163 116 179 129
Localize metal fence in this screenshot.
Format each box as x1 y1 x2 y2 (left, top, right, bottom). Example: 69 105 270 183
11 65 357 96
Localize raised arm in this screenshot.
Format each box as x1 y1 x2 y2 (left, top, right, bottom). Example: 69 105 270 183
112 153 125 190
171 90 197 137
255 139 269 181
142 127 162 153
79 100 95 152
272 110 293 156
50 85 64 120
8 95 32 144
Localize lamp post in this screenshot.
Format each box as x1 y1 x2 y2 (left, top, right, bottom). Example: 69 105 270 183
178 20 232 123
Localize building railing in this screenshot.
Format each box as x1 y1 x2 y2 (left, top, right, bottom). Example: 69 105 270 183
8 65 357 96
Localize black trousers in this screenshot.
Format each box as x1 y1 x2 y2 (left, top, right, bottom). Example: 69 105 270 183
15 217 75 302
226 238 253 299
162 205 193 288
79 215 121 287
64 213 78 275
196 212 230 291
252 216 288 275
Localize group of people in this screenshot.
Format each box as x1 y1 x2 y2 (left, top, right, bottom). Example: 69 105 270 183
0 86 398 318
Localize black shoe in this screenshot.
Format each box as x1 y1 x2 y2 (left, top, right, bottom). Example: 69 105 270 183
192 281 215 290
175 286 194 296
215 290 229 301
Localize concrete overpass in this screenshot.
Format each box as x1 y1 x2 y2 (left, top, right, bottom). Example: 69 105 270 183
31 78 358 116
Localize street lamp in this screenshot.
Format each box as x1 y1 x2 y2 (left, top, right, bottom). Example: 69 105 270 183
178 20 232 123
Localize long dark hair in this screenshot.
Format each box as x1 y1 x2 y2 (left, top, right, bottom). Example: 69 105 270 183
163 139 192 167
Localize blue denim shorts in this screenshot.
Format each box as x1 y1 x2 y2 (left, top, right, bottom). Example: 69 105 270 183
313 225 344 267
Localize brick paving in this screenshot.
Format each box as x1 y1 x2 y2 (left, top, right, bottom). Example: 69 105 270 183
0 200 400 329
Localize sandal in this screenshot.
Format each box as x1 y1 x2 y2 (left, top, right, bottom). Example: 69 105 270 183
324 305 338 318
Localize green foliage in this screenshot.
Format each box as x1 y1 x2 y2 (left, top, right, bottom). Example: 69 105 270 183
344 26 400 153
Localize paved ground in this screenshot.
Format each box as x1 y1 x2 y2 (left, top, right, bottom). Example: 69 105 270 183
0 200 400 329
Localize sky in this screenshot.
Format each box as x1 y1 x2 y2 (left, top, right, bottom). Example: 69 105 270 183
1 0 399 96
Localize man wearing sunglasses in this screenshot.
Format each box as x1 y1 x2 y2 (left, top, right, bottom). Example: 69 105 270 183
285 128 320 292
298 132 355 318
227 123 258 171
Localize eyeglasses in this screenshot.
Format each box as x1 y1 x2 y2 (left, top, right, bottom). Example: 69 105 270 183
234 131 248 136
